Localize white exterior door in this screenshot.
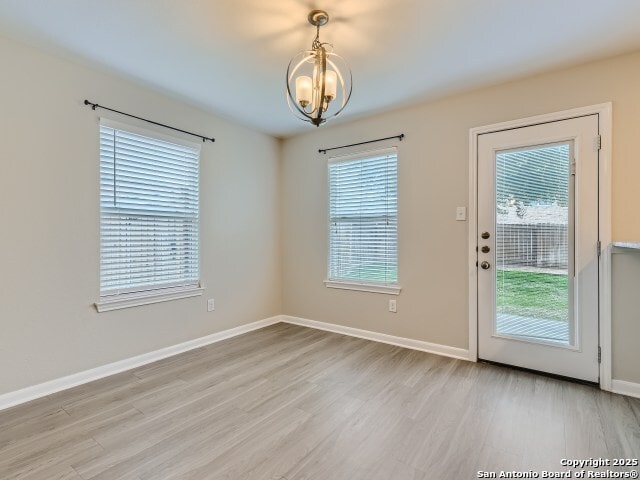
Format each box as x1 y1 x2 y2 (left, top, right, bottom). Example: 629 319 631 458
477 115 600 382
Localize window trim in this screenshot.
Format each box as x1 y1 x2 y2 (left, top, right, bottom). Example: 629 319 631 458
325 147 400 294
95 284 204 312
323 279 401 295
100 118 202 150
96 118 202 311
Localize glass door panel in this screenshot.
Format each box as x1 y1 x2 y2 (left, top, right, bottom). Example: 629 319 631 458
494 143 573 345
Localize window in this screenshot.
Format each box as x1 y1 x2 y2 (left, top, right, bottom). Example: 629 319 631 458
96 120 202 312
326 147 400 294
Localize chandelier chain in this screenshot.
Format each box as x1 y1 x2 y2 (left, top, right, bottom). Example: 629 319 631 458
312 25 322 50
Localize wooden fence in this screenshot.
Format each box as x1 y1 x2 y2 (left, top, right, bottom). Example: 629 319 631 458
496 224 568 269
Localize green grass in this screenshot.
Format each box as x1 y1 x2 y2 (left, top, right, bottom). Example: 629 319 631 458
496 270 568 322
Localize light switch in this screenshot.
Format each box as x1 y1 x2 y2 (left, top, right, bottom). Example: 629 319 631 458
456 207 467 221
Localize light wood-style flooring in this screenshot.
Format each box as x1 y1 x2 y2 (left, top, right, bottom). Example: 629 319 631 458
1 323 638 479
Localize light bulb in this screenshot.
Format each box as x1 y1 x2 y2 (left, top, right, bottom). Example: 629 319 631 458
296 76 312 107
324 70 337 100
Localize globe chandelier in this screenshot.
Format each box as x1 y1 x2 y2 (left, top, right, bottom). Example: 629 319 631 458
286 10 353 127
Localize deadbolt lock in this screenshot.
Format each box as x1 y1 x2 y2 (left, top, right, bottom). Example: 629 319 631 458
481 246 490 253
481 232 490 239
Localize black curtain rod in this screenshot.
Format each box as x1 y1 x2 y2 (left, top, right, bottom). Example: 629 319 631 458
318 134 404 154
84 100 215 143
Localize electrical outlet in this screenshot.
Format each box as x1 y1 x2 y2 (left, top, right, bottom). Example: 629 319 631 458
456 206 467 221
389 299 397 313
207 299 215 312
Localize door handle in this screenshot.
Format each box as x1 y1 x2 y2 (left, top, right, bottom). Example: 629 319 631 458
480 261 491 270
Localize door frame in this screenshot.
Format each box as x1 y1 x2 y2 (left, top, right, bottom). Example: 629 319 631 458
468 103 612 389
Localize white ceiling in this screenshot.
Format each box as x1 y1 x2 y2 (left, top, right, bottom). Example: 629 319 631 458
1 0 640 137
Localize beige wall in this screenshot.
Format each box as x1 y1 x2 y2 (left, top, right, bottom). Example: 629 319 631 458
0 35 282 395
281 51 640 382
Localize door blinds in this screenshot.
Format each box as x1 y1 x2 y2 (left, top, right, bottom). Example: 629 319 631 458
328 148 398 284
99 122 200 297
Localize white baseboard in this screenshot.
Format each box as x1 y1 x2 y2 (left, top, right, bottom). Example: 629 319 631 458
0 315 282 412
611 379 640 399
282 315 471 361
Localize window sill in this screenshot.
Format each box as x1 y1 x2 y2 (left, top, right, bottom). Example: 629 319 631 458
324 280 401 295
95 285 204 312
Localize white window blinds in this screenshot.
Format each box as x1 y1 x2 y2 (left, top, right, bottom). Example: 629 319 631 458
328 148 398 285
99 121 200 297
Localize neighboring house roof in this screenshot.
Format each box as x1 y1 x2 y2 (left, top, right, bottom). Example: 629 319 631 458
497 204 567 225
